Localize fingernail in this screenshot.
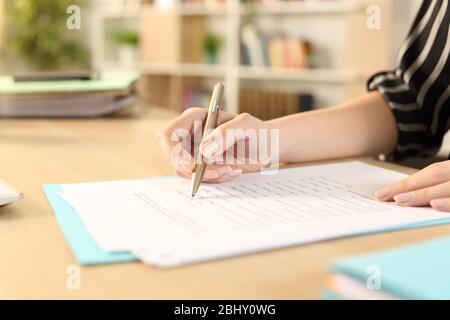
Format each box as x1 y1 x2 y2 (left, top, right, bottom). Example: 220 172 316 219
201 141 218 158
217 166 231 176
374 187 391 199
394 192 413 203
431 199 448 209
204 170 218 180
230 169 242 177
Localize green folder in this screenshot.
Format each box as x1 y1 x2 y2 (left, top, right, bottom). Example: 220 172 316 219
332 235 450 299
0 71 139 95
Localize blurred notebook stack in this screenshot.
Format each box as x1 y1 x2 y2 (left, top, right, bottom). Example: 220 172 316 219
324 236 450 300
0 71 140 117
239 88 314 120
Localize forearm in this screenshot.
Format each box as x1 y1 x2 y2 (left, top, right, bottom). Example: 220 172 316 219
269 91 398 163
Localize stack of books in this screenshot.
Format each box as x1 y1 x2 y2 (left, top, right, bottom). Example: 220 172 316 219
324 235 450 299
0 71 140 117
239 88 314 120
241 24 313 69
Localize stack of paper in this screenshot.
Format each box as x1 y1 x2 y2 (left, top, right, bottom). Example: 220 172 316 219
0 71 139 117
0 179 22 207
50 162 450 268
325 235 450 299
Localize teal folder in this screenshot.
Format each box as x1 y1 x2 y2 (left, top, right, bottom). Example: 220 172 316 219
332 235 450 299
0 71 139 95
322 289 347 300
43 184 137 265
43 177 177 265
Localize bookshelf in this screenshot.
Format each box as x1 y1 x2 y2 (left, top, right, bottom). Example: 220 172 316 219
91 0 396 115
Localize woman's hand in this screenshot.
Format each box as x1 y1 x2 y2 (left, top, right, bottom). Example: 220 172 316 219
156 107 278 183
374 160 450 211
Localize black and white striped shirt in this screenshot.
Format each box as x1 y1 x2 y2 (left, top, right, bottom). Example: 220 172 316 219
368 0 450 160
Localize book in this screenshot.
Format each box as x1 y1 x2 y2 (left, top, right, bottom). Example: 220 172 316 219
241 27 314 69
239 88 314 120
241 24 266 67
326 235 450 299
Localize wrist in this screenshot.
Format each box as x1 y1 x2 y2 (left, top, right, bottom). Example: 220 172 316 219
266 117 299 163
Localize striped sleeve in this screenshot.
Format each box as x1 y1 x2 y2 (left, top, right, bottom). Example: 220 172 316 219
367 0 450 160
367 70 432 160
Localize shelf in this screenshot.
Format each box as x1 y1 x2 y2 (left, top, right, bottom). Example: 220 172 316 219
95 0 364 19
140 64 362 84
95 7 141 19
140 63 226 78
99 62 361 83
95 4 228 19
241 0 364 15
175 4 229 15
91 0 395 114
238 66 361 84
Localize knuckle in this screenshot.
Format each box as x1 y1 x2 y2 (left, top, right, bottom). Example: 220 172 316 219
237 112 252 122
183 107 204 115
168 127 190 143
160 127 172 142
397 179 410 192
429 162 450 180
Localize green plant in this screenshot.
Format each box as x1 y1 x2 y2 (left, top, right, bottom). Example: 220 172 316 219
203 33 222 58
3 0 89 70
111 30 139 46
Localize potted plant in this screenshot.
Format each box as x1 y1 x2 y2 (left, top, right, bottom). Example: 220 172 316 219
111 30 139 68
203 33 222 64
2 0 89 71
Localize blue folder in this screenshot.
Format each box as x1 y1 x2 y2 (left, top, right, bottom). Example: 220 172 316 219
43 184 137 265
332 235 450 299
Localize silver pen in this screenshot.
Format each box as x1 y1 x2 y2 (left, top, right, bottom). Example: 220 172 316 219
191 82 225 198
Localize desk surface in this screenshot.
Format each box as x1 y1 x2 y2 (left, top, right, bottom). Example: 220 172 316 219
1 107 450 299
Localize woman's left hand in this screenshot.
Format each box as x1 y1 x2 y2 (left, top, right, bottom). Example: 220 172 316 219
374 160 450 211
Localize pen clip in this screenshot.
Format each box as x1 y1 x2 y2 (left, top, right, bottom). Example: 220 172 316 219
208 83 225 113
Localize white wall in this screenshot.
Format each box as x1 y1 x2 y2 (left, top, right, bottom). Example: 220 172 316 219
393 0 422 60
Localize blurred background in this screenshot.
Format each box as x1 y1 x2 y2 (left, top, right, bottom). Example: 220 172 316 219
0 0 422 118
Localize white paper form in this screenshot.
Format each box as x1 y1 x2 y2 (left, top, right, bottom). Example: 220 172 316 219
60 161 450 268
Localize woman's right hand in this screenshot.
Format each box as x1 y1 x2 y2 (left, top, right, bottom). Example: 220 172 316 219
156 107 278 183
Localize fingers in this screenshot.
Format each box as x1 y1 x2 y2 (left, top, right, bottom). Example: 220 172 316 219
156 108 206 165
391 180 450 207
157 107 236 167
174 163 243 183
200 113 258 160
175 169 191 180
205 166 243 183
430 198 450 211
374 161 450 201
176 157 195 176
373 160 450 211
157 108 257 184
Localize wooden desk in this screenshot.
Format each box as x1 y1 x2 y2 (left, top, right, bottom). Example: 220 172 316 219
1 107 450 299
